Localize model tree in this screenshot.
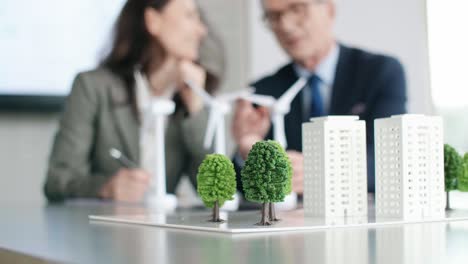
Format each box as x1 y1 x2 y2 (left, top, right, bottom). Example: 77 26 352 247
458 153 468 192
241 140 292 225
197 154 237 223
269 140 293 222
444 144 463 210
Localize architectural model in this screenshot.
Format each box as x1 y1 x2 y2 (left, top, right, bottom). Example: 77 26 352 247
302 116 368 218
89 114 468 233
375 114 444 220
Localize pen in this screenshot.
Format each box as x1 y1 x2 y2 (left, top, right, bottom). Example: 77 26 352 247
109 148 138 168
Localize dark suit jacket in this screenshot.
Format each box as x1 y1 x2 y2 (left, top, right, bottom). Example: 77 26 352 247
247 45 407 192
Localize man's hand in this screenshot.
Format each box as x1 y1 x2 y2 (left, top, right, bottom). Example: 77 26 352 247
287 150 304 195
99 169 151 203
232 99 271 159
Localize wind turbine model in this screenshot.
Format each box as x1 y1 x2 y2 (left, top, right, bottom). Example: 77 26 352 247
185 81 252 211
246 77 308 148
134 71 177 212
185 81 252 155
243 77 308 210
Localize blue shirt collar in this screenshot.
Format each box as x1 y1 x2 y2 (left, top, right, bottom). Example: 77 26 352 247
293 44 340 87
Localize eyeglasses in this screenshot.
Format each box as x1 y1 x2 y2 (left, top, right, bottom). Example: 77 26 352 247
262 1 315 29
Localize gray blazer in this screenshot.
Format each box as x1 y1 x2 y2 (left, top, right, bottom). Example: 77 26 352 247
44 68 216 202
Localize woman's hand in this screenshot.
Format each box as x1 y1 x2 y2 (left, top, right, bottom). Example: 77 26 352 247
178 60 206 115
99 168 151 203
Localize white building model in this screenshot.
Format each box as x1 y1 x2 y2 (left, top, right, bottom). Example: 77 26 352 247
303 116 368 217
375 114 445 220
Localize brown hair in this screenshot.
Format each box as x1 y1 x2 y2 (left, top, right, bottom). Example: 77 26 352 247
101 0 222 114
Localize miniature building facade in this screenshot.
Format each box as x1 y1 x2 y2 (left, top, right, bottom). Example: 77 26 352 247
375 114 445 220
303 116 368 217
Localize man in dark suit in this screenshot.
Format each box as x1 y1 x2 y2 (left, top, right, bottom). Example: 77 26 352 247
232 0 407 193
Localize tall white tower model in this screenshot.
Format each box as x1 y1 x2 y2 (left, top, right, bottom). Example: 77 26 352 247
303 116 368 217
374 114 445 220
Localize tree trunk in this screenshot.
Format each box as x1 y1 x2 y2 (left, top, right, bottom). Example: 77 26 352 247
211 200 224 222
257 202 271 226
446 192 451 210
269 202 280 221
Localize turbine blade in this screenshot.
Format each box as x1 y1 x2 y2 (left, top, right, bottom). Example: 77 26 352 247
277 77 307 106
242 94 276 107
215 119 226 155
218 88 253 102
185 80 213 105
204 108 219 149
273 113 287 148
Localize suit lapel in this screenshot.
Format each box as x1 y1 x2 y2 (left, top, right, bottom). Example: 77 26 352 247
109 79 140 163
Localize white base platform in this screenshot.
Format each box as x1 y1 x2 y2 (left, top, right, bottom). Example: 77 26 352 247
89 209 468 234
145 194 177 213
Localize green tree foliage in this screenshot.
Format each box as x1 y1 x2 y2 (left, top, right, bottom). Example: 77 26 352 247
197 154 237 208
458 153 468 192
241 140 292 203
444 144 462 192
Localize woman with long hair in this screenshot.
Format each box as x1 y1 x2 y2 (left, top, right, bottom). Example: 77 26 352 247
44 0 225 203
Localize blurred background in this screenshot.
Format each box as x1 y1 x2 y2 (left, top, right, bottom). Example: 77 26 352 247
0 0 467 205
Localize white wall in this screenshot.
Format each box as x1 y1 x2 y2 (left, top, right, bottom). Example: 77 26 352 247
427 1 468 152
197 0 249 92
0 113 58 205
249 0 433 114
249 0 289 80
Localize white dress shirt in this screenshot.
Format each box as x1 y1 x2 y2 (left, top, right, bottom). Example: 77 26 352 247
293 44 340 119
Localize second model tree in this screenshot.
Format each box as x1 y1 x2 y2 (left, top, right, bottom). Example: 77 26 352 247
241 140 292 225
